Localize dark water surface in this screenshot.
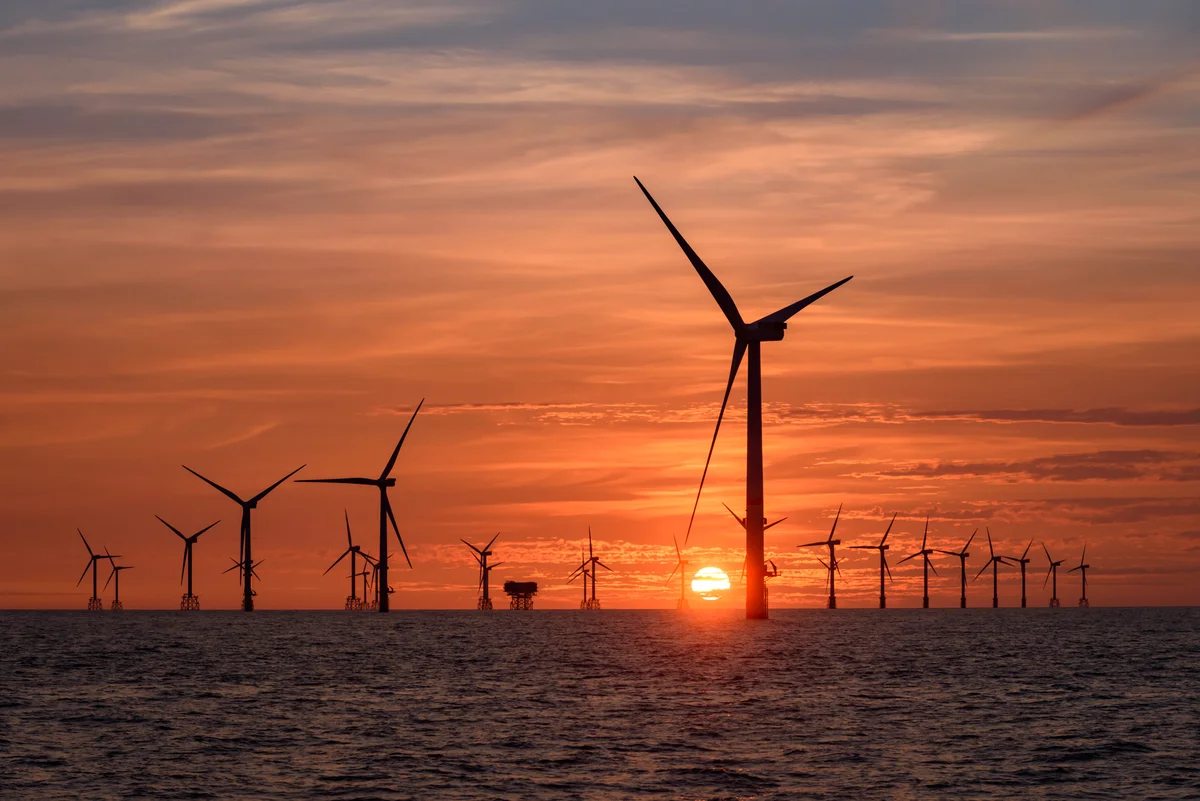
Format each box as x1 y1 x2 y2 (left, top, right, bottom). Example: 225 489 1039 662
2 609 1197 799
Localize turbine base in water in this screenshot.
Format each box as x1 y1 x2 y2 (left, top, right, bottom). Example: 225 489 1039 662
110 600 123 611
87 597 103 611
1078 598 1089 608
344 596 363 611
1049 597 1061 608
180 595 200 611
477 597 493 611
585 598 602 610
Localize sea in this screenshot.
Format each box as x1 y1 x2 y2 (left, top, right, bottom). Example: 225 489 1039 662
1 608 1197 800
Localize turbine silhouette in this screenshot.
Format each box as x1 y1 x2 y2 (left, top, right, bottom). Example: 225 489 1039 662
798 505 844 609
898 516 938 608
635 177 852 619
156 516 219 611
849 512 896 608
936 529 977 609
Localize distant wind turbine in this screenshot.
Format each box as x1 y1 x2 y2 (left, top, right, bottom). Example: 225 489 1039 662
898 516 938 608
1007 539 1034 608
297 399 423 612
156 516 219 611
973 528 1012 608
462 533 502 610
936 529 977 609
667 534 689 610
1042 543 1065 608
76 530 116 611
1069 543 1090 608
635 177 852 619
324 511 370 610
798 505 844 609
103 552 133 611
849 512 896 608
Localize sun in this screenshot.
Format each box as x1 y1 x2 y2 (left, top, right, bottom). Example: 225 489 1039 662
691 567 731 601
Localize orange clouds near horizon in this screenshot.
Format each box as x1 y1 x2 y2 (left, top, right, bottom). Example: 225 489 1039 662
1 0 1198 609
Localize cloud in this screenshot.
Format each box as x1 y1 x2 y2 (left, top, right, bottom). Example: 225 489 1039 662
870 450 1200 483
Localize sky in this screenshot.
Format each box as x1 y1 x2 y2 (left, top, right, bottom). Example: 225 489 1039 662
1 0 1198 609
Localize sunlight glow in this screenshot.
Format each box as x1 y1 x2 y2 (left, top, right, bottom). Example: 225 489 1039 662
690 566 731 601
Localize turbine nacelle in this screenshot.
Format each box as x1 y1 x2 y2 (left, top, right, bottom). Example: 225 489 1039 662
738 320 787 342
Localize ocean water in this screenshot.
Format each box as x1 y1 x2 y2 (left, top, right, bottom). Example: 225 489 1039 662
1 608 1197 800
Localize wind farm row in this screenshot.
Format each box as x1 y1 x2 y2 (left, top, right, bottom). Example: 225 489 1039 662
64 178 1095 615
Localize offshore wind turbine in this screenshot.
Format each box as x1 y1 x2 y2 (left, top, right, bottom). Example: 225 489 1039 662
325 511 370 610
725 501 787 607
898 516 938 608
798 505 843 609
1042 543 1065 608
156 516 219 610
103 554 133 611
936 529 977 609
578 527 612 609
76 530 116 611
1008 539 1034 608
1069 543 1090 608
973 528 1012 608
462 533 502 610
183 464 305 611
667 534 690 610
297 400 423 612
635 178 852 619
849 512 896 608
568 545 590 609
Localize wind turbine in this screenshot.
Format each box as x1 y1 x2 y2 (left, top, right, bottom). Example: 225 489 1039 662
296 400 423 612
936 529 977 609
898 516 938 608
667 534 689 610
798 505 843 609
724 502 787 607
578 527 612 609
849 512 896 608
223 555 263 603
635 178 852 619
183 464 305 611
76 530 116 611
973 528 1012 608
1069 543 1090 608
462 533 502 610
817 555 843 606
325 510 371 610
103 553 133 611
1042 543 1065 608
156 516 219 611
1008 539 1034 608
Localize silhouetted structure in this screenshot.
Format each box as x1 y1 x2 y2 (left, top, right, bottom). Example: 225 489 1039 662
1070 543 1090 607
799 505 844 608
1042 543 1065 607
104 553 132 611
463 533 502 610
1008 539 1034 608
570 528 612 609
899 516 939 608
504 581 537 610
184 464 304 611
973 528 1012 608
156 516 218 611
937 529 977 608
297 400 422 612
635 177 852 620
667 534 689 610
850 512 896 608
568 546 590 609
76 529 116 611
324 510 370 610
724 501 785 608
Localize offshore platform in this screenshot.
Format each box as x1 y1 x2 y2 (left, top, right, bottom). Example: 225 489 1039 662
503 581 537 610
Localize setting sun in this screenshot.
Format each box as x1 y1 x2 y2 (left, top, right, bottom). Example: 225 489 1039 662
691 567 731 601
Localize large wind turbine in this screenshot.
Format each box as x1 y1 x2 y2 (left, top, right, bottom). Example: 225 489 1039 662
156 516 219 610
1069 543 1090 608
973 528 1012 608
849 512 896 608
462 533 501 610
799 505 844 608
297 400 423 613
1042 543 1064 608
937 529 977 609
635 178 852 620
898 516 938 608
183 464 305 611
1008 539 1034 608
76 529 116 610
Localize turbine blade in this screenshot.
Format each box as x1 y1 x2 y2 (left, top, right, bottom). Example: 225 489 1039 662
78 529 94 557
927 556 939 577
381 399 424 480
921 516 928 551
489 562 504 570
384 494 412 568
672 534 681 562
964 528 977 553
763 516 787 530
684 340 746 546
250 464 306 504
756 275 854 326
104 564 116 589
345 509 353 549
1043 566 1053 588
633 177 743 329
884 557 893 582
898 552 919 564
797 540 827 548
194 520 220 539
1022 538 1033 560
987 527 995 558
1081 542 1087 565
934 550 958 557
180 546 188 585
1042 541 1053 563
461 538 483 554
484 532 500 553
667 563 679 583
829 504 842 540
973 561 991 582
183 466 244 505
881 512 896 545
77 562 91 587
323 549 352 576
155 515 186 540
739 556 746 586
596 561 613 572
721 502 744 527
296 477 378 485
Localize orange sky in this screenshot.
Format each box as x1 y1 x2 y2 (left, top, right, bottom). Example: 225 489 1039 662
2 1 1199 609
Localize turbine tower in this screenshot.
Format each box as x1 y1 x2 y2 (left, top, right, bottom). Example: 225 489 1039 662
724 501 786 607
296 399 422 612
667 534 689 610
183 464 305 611
1008 539 1034 608
1042 543 1064 608
156 516 219 611
324 511 370 610
849 512 896 608
798 505 843 609
462 533 502 610
568 546 591 610
577 527 612 609
635 178 852 619
898 516 938 608
936 529 977 609
973 528 1012 608
104 554 133 611
76 530 116 611
1069 543 1090 608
